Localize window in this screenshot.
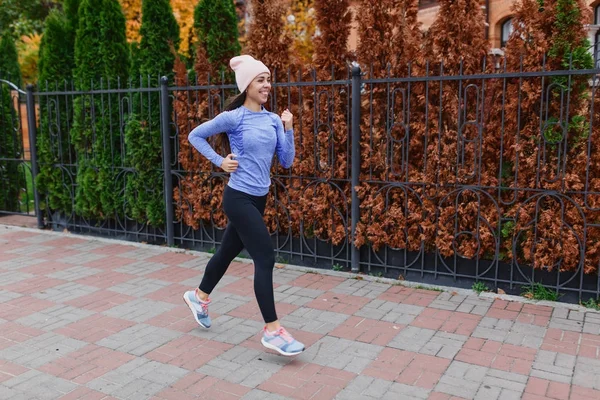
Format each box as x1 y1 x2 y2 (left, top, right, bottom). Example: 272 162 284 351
501 18 514 48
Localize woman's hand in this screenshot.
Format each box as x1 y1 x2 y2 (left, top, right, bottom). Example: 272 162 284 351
220 154 238 173
281 109 293 131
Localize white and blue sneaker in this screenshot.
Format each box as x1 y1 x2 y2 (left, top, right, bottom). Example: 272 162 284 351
183 290 211 328
261 326 305 356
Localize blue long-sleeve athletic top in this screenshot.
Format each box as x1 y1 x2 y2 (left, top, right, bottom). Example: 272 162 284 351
188 105 295 196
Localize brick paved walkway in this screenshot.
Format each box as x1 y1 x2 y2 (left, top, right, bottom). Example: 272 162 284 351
1 224 600 400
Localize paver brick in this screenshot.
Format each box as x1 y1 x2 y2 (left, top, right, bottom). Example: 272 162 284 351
87 357 188 399
3 370 78 399
31 282 100 303
114 260 169 276
144 283 193 305
96 324 182 356
355 298 423 324
523 377 571 400
20 261 73 276
503 322 547 349
472 317 515 342
281 307 349 334
288 273 346 291
455 338 536 375
108 276 171 297
573 356 600 390
145 306 208 333
2 332 87 368
2 225 600 400
410 308 481 336
146 266 201 283
258 361 356 400
38 344 135 384
74 270 134 289
144 252 199 266
0 255 45 271
530 350 575 383
145 335 233 370
379 286 439 307
228 300 299 322
305 292 371 315
0 295 56 321
2 275 67 294
60 252 107 265
15 303 94 331
336 375 430 400
569 385 600 400
103 298 175 323
64 289 135 313
297 336 383 374
190 316 263 345
328 315 401 346
0 359 29 383
114 247 166 260
274 285 324 307
330 279 389 299
363 348 450 388
153 371 251 400
428 292 468 311
206 291 252 315
0 322 45 350
197 346 288 387
55 314 135 343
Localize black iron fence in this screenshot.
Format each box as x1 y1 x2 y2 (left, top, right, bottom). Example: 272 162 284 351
2 62 600 302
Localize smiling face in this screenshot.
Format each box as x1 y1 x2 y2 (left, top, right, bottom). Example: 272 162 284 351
246 72 271 105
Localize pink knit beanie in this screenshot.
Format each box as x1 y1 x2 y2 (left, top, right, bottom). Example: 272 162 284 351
229 55 270 93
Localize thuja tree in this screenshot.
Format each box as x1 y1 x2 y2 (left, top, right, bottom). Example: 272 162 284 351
311 0 352 77
0 32 22 86
285 0 354 245
244 0 291 73
414 0 494 260
356 0 422 77
0 33 23 212
495 0 597 273
354 0 425 252
194 0 241 76
124 0 179 226
171 0 240 231
243 0 295 236
71 0 129 219
172 42 221 229
36 9 77 213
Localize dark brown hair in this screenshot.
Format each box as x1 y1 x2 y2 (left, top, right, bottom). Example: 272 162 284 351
215 92 246 155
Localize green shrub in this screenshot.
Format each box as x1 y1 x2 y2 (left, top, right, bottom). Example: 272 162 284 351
71 0 128 219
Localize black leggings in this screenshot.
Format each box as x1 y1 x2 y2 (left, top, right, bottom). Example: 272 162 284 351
199 185 277 323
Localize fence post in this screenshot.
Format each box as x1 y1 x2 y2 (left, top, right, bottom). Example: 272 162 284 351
160 76 174 246
25 85 43 229
351 65 362 273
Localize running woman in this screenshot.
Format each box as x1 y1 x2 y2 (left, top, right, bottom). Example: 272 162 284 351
183 55 304 356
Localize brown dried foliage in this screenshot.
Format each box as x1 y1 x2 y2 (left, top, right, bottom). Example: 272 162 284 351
244 0 292 72
173 0 600 274
173 45 228 230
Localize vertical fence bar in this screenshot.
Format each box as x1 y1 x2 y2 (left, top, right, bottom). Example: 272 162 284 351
351 65 361 272
26 85 43 228
160 76 174 246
